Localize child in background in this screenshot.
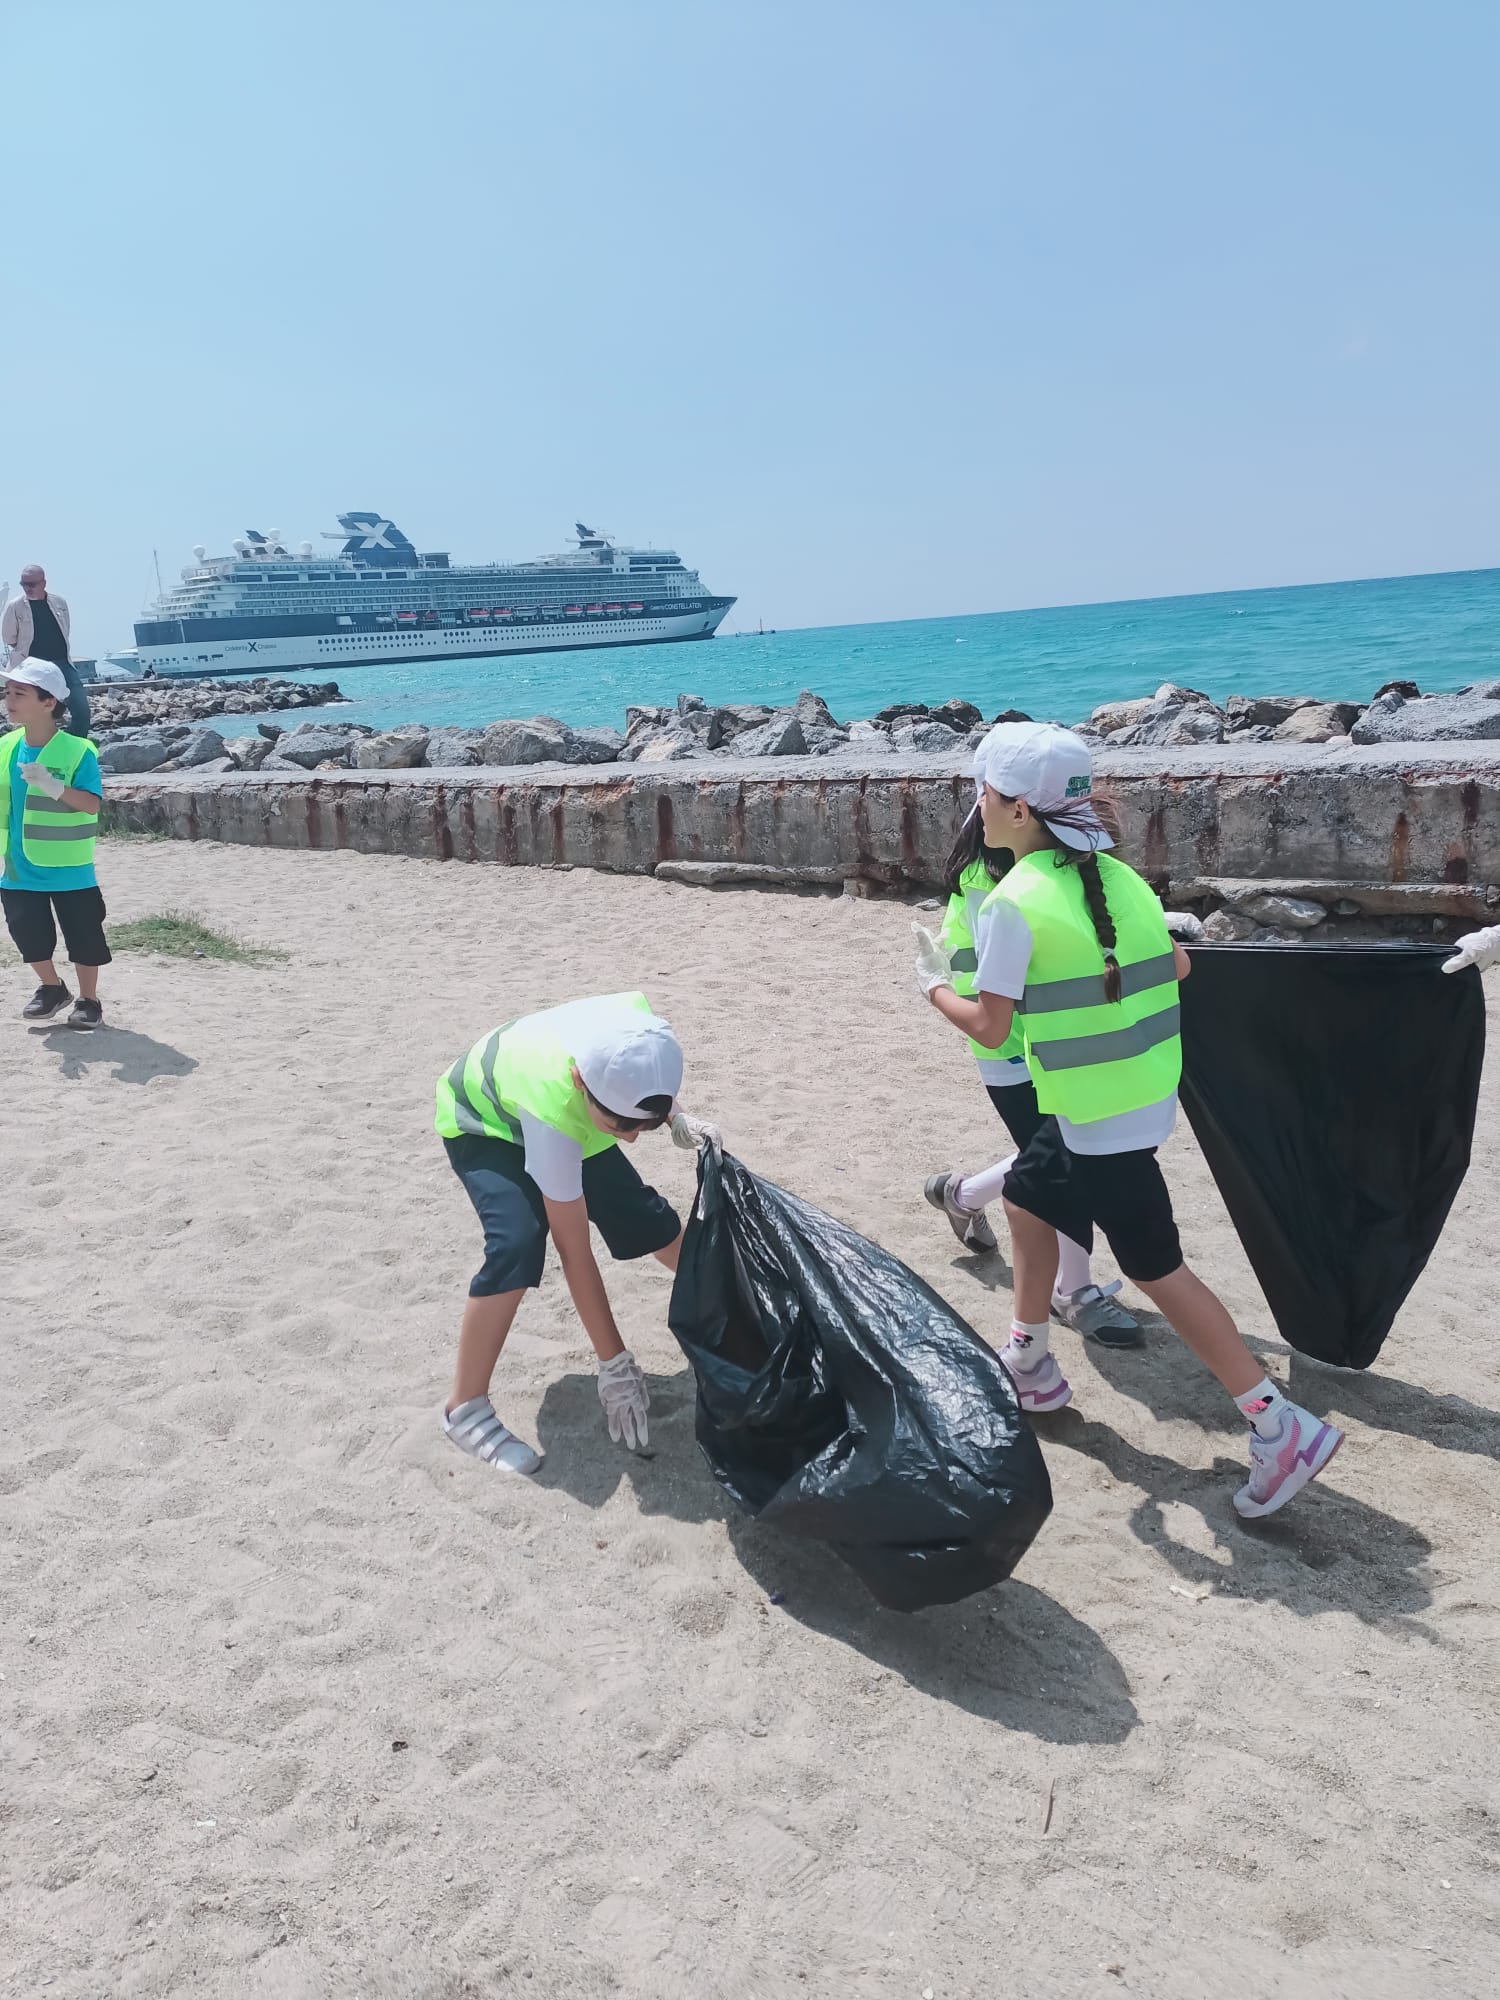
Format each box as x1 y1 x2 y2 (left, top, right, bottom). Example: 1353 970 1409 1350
2 659 108 1029
921 788 1141 1347
916 722 1342 1520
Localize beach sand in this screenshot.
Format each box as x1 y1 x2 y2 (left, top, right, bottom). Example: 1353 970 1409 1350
3 838 1498 2000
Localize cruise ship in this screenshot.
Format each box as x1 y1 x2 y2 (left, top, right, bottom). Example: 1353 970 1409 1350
132 514 736 677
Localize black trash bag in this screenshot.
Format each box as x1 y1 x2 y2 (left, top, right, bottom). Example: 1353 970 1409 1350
1179 941 1484 1369
667 1148 1053 1612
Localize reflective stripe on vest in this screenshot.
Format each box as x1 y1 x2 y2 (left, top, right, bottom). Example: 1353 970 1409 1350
435 993 656 1152
940 859 1026 1065
0 728 99 871
983 850 1182 1123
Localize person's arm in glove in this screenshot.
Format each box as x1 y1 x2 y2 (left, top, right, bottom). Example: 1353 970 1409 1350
912 922 954 997
21 760 100 814
1443 924 1500 974
670 1109 722 1156
597 1350 650 1452
1161 910 1206 941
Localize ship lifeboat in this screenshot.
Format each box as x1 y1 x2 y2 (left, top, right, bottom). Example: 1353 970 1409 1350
585 603 603 614
396 611 417 624
494 608 512 618
604 604 622 614
469 607 489 620
422 610 440 623
626 602 644 613
564 605 583 616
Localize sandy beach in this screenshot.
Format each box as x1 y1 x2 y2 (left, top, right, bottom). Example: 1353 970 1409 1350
3 837 1498 2000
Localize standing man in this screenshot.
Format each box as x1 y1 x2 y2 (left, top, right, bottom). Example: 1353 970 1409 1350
3 565 91 738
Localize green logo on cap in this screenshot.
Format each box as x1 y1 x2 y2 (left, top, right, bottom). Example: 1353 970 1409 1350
1065 774 1091 798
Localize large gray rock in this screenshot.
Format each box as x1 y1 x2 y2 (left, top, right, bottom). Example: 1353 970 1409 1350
1226 694 1313 730
893 720 965 754
1089 697 1155 735
632 727 701 763
568 725 627 764
355 729 430 770
1203 908 1262 941
274 728 356 769
257 721 284 741
928 697 982 733
97 732 173 775
625 705 672 739
184 754 237 776
224 734 271 771
1235 892 1327 929
717 704 774 740
847 719 896 754
258 750 312 772
801 723 851 757
794 689 840 732
734 713 808 757
1351 692 1500 744
874 702 929 725
1275 701 1361 744
423 726 483 768
478 716 571 765
175 725 228 766
1111 698 1227 747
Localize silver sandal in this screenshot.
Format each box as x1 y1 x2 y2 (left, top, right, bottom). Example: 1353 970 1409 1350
443 1397 543 1474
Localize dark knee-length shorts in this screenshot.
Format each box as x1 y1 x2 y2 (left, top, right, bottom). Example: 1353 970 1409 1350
444 1133 681 1296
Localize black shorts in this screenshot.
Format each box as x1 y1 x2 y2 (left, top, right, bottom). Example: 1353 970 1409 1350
985 1078 1046 1152
1002 1116 1183 1284
1 885 111 968
444 1133 682 1297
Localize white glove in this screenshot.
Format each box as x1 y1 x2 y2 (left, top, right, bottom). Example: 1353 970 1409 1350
1161 910 1206 941
21 760 66 801
670 1110 722 1157
912 923 954 997
1443 924 1500 974
598 1350 650 1451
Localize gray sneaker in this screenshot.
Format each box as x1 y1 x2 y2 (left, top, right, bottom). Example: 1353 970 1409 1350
923 1173 999 1254
1052 1282 1143 1349
443 1397 543 1474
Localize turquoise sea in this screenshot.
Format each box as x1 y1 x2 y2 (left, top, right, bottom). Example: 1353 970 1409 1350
260 566 1500 734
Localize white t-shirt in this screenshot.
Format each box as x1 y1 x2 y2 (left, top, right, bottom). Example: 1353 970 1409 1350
974 897 1178 1156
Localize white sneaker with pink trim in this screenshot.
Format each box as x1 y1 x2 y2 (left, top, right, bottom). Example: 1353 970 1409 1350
999 1343 1073 1414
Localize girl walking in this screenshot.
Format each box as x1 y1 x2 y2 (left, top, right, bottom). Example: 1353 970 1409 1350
915 722 1342 1519
920 792 1141 1347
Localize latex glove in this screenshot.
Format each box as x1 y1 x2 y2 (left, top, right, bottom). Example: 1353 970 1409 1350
21 760 66 800
1442 923 1500 974
1161 910 1206 941
912 923 954 997
598 1350 650 1451
670 1110 722 1157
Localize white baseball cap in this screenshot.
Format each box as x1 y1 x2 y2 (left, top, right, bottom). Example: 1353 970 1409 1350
575 1011 684 1118
5 657 69 703
975 721 1114 852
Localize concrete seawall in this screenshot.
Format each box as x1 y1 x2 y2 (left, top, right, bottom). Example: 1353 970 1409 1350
103 742 1500 921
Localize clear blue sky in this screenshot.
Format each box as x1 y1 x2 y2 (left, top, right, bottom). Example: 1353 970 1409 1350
5 0 1498 655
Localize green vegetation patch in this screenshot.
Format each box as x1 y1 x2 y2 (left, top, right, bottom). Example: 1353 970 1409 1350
105 910 287 966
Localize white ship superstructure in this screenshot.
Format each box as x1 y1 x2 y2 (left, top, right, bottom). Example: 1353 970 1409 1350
133 515 735 677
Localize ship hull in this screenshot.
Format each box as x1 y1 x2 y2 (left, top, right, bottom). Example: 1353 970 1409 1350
132 599 734 680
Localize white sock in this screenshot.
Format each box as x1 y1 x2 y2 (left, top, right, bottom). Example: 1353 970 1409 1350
956 1152 1018 1213
1052 1232 1092 1298
1234 1377 1291 1440
1007 1317 1050 1366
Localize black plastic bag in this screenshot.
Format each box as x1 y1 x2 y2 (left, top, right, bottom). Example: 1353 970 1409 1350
667 1149 1053 1612
1179 941 1484 1369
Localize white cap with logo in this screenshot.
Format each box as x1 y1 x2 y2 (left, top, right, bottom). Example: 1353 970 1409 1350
575 1010 684 1118
974 721 1114 852
5 657 69 703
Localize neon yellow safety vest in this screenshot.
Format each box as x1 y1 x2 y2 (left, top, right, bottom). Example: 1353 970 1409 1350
940 858 1027 1064
435 991 656 1153
982 850 1181 1123
0 728 100 872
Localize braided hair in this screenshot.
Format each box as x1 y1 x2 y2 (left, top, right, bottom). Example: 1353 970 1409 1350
941 803 1015 900
1031 798 1125 1003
